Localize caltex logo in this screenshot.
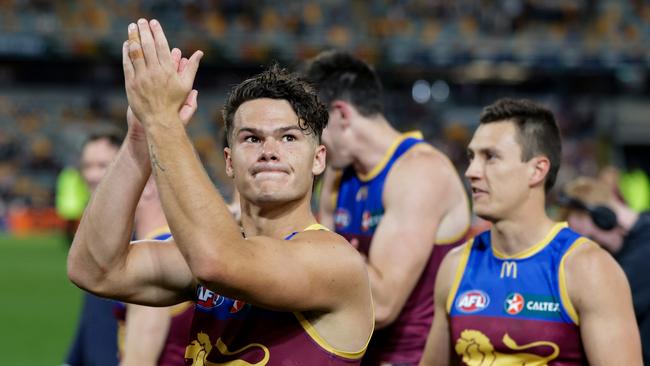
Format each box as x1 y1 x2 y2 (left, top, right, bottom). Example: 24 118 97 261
504 293 525 315
456 290 490 313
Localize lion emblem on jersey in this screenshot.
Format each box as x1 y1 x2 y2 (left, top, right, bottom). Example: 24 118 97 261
455 329 560 366
185 332 270 366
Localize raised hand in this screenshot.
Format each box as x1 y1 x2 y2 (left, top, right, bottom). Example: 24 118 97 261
122 18 203 129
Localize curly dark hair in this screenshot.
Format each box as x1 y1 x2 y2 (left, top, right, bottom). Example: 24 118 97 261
222 64 328 144
480 98 562 192
303 50 383 117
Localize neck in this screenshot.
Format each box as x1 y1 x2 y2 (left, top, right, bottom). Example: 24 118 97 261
350 116 401 177
239 193 316 239
134 204 169 240
490 197 556 256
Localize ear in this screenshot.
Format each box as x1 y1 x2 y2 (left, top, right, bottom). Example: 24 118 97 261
312 144 327 176
224 147 234 178
331 100 352 129
528 156 551 189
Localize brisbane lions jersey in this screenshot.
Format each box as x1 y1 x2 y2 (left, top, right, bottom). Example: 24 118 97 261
448 223 589 365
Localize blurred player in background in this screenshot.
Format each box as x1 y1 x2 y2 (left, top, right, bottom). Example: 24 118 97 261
67 19 373 365
420 98 641 366
561 175 650 364
305 51 471 366
65 131 122 366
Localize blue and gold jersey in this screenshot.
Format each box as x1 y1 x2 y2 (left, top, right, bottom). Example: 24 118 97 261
332 132 468 365
333 132 424 250
448 223 589 365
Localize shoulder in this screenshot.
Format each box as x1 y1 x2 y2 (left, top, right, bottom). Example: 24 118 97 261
393 143 454 176
384 144 460 203
564 238 629 310
291 229 367 276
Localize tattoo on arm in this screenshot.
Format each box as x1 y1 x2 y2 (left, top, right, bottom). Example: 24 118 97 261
149 143 166 174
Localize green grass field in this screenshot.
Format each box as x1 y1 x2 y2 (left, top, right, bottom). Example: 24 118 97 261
0 233 83 365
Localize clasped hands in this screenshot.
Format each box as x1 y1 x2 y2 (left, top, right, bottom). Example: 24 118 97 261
123 18 203 137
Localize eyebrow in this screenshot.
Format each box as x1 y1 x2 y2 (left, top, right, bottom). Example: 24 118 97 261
236 126 303 136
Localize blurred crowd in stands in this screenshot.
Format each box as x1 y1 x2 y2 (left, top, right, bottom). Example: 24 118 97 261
2 0 650 233
1 0 650 67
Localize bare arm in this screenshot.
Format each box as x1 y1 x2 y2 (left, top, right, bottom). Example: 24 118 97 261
368 150 456 327
566 241 643 366
123 19 369 313
67 41 199 305
419 245 465 366
121 304 170 366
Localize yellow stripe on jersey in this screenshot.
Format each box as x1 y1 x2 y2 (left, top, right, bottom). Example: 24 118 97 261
357 131 424 182
293 312 369 359
446 239 474 313
558 237 593 325
492 222 568 259
143 226 171 240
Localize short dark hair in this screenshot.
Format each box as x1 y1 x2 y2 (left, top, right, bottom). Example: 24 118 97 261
303 50 383 117
82 131 123 151
480 98 562 192
222 64 328 144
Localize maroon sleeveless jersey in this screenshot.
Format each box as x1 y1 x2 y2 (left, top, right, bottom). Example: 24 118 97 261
184 284 367 365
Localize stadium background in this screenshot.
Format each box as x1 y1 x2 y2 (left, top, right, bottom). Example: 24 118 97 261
1 0 650 364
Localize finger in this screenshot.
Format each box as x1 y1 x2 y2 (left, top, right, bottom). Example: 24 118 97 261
136 18 158 66
181 50 204 87
128 39 146 74
149 19 174 69
179 89 198 123
127 23 144 66
178 57 189 73
171 48 181 70
122 41 135 82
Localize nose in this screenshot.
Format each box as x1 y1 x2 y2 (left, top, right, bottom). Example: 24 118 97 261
260 138 280 161
465 157 482 181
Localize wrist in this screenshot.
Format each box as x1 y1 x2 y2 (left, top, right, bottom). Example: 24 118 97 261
123 138 152 176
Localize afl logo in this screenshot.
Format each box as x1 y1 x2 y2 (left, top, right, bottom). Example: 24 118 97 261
505 293 525 315
456 290 490 313
334 208 351 229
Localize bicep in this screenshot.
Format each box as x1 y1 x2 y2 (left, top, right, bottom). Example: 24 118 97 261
201 232 365 312
369 162 449 296
568 244 642 366
104 240 195 306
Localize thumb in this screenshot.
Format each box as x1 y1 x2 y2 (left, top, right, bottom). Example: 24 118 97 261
179 89 198 123
181 50 203 88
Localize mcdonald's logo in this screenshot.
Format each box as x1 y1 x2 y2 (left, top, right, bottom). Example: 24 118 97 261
500 261 517 279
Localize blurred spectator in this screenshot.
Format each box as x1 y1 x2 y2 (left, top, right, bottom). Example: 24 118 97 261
560 175 650 364
64 131 122 366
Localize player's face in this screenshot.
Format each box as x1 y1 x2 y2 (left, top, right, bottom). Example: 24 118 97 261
465 121 533 221
80 139 119 193
225 98 326 206
567 211 622 252
321 107 353 169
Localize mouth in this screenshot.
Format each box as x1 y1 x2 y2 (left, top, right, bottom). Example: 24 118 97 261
251 165 290 178
471 187 488 198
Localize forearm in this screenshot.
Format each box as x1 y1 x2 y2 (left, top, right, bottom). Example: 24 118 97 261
122 304 170 366
145 122 242 276
68 141 151 290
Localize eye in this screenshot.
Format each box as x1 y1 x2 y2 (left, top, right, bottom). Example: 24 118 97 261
282 134 297 142
244 135 260 143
